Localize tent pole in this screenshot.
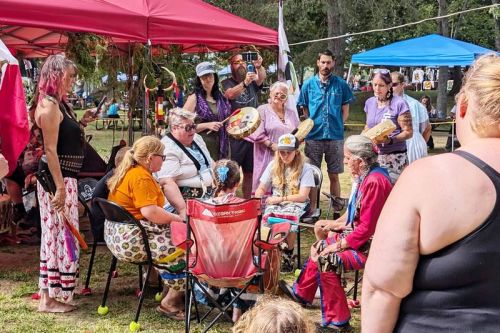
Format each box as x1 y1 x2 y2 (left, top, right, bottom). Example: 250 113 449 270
347 62 353 87
128 44 134 145
142 40 152 137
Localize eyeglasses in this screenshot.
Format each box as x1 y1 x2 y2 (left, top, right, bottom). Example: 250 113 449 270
231 60 246 65
373 68 390 74
273 92 287 100
153 154 166 161
175 124 197 132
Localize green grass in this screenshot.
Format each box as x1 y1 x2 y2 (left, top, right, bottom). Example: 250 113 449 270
0 98 454 333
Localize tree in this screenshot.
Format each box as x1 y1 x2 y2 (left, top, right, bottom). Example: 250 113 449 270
437 0 450 115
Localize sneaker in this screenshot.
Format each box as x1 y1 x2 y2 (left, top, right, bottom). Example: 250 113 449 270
315 322 352 333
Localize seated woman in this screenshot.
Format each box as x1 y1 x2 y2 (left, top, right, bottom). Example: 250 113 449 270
254 133 315 272
279 135 393 331
195 159 248 322
106 136 187 320
157 108 214 220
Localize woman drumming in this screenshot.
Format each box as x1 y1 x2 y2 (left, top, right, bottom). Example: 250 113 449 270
364 69 412 182
106 136 186 320
157 108 214 220
255 133 315 272
246 81 299 194
280 135 392 331
35 55 90 312
362 55 500 333
183 62 232 160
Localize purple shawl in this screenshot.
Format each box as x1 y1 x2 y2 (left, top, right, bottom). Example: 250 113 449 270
195 92 232 158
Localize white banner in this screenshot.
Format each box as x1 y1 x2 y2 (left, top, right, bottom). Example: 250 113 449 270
278 0 300 115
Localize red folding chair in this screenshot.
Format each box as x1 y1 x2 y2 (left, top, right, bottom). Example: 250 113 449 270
171 198 290 333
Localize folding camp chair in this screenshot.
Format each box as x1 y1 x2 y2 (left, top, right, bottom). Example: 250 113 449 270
171 198 290 333
296 164 323 268
94 198 170 332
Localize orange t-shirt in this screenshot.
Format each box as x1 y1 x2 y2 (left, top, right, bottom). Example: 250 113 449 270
108 165 165 220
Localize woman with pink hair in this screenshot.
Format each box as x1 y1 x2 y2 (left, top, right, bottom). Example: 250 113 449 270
34 55 91 312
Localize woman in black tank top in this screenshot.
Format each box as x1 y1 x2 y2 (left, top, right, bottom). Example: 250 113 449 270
34 55 86 313
361 54 500 333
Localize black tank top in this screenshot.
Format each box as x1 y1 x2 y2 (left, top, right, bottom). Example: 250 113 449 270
395 150 500 333
56 102 84 178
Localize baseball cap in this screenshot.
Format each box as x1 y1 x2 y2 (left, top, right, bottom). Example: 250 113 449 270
196 62 215 77
277 134 298 151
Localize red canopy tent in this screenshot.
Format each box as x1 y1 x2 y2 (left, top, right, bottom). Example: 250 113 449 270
0 0 278 56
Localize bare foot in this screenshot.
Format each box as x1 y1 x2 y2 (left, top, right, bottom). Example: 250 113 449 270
38 299 76 313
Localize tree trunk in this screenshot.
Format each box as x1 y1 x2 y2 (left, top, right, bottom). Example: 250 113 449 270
437 0 450 116
326 0 346 76
494 0 500 51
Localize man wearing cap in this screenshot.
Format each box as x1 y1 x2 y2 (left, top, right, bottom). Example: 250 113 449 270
184 62 232 160
298 49 354 206
221 53 266 199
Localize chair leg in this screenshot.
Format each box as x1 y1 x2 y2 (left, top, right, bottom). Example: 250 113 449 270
133 264 151 324
353 270 359 301
138 265 143 292
100 256 118 308
297 228 302 268
83 240 98 293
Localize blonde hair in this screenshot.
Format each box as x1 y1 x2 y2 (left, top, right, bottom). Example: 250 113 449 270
232 296 315 333
460 53 500 137
107 136 164 193
271 149 305 196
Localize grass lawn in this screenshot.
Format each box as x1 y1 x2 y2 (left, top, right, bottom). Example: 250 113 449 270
0 93 452 332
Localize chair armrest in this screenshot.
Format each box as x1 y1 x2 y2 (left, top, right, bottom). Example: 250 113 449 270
255 222 291 251
170 221 194 250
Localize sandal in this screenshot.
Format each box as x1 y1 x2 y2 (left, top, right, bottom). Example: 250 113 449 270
156 305 185 321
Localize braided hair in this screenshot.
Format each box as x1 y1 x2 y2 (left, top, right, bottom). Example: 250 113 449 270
213 159 241 197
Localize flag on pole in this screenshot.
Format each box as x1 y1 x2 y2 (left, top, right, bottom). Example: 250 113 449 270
278 0 300 115
0 38 29 177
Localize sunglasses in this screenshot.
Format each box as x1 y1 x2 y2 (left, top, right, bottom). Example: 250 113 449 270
392 82 401 87
373 68 390 74
175 124 197 132
232 60 246 65
153 154 166 161
273 92 287 100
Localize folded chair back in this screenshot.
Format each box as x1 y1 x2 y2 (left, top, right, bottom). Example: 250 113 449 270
186 198 261 287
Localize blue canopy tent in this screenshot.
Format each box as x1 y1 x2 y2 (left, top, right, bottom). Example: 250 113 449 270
351 34 495 67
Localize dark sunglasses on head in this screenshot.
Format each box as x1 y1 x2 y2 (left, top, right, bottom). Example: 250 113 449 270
175 124 197 132
153 154 166 161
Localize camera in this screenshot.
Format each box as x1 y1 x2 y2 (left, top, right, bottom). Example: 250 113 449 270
241 51 258 62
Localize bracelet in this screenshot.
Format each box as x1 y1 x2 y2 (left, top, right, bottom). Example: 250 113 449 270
242 81 248 88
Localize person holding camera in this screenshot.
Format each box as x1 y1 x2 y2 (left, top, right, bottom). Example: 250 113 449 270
222 52 266 199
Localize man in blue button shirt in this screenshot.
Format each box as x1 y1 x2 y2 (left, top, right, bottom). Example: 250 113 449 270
298 49 354 201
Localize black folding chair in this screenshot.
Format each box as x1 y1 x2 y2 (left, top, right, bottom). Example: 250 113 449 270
76 177 99 296
296 164 323 268
94 198 174 332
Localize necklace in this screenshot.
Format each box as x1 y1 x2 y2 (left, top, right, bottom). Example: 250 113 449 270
273 108 286 124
